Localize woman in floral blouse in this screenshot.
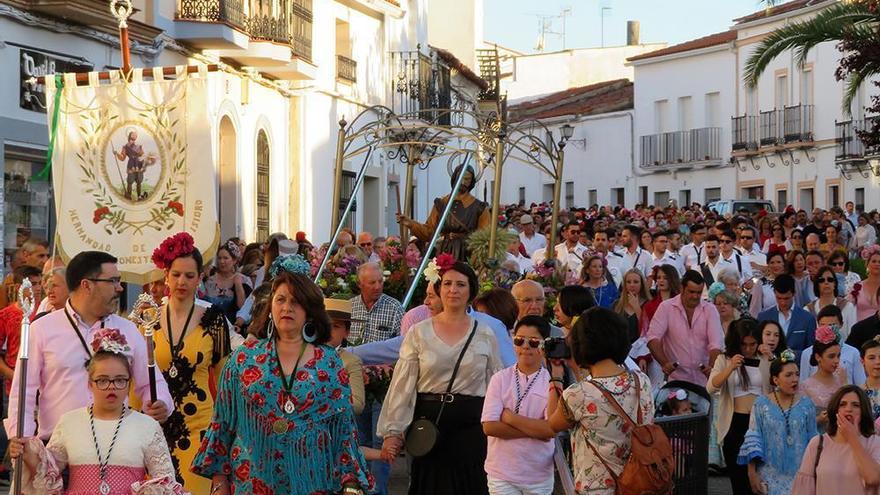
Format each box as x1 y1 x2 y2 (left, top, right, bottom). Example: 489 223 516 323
544 307 654 494
191 271 371 495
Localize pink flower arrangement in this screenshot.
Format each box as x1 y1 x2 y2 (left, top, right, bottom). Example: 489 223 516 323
814 325 839 345
861 244 880 261
90 328 132 355
152 232 195 270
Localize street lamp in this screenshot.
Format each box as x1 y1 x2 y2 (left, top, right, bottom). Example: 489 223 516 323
560 123 574 142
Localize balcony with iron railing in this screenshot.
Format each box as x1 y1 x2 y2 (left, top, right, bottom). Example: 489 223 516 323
783 104 814 144
640 127 722 168
759 109 779 147
337 55 357 83
836 118 880 161
389 48 451 121
175 0 312 61
731 115 758 152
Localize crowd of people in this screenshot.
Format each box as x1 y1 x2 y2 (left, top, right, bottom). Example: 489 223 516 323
0 197 877 494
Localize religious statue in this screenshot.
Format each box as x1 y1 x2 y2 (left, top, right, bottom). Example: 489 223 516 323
397 165 490 261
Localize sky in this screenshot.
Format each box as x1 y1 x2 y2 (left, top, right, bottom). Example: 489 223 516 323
484 0 771 53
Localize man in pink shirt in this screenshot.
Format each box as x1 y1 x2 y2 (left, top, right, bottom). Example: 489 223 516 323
647 270 723 387
4 251 171 441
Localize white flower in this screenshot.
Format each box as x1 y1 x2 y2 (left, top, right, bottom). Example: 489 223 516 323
383 270 391 276
338 280 348 289
423 259 440 284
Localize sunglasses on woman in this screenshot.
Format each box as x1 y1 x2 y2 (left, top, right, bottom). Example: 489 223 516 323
513 336 543 349
818 277 836 283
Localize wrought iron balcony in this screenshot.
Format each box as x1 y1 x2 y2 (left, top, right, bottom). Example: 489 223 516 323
759 109 779 147
836 118 880 161
176 0 311 60
731 115 758 151
783 104 814 143
337 55 357 83
178 0 246 29
390 48 451 120
640 127 722 168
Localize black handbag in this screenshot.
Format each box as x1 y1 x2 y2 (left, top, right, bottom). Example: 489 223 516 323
405 320 478 458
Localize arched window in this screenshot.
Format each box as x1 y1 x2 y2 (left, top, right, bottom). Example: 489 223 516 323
256 130 270 242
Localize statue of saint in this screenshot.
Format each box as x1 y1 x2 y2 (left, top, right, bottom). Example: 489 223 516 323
397 165 490 261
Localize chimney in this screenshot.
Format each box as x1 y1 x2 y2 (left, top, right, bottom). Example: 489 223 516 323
627 20 640 46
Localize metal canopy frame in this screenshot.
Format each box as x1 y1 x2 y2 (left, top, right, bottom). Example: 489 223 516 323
318 105 569 307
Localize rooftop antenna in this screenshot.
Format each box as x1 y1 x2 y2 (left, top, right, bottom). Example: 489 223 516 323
530 7 572 52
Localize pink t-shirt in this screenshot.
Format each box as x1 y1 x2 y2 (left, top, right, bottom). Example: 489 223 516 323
481 365 554 485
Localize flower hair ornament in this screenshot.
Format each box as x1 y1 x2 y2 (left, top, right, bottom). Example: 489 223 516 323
422 253 456 284
667 389 688 401
778 348 796 364
861 244 880 261
707 281 726 301
222 239 242 260
269 254 311 278
814 325 840 345
152 232 195 270
90 328 132 356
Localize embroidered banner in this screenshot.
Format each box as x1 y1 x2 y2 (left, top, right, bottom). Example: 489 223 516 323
46 66 218 284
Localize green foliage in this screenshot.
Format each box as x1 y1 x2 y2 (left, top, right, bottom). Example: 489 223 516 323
466 226 518 269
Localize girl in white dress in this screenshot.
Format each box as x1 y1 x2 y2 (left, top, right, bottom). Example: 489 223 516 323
9 328 185 495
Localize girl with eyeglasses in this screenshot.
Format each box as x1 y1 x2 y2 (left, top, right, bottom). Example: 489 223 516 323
9 329 183 494
481 316 558 495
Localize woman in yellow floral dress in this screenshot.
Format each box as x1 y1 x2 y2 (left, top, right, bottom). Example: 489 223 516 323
138 232 232 492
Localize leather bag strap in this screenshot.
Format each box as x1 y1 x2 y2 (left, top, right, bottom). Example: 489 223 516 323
435 319 479 425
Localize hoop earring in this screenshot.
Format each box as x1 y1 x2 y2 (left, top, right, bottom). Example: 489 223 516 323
267 316 275 340
302 321 317 343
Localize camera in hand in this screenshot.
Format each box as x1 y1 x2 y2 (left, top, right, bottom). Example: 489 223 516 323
543 337 570 360
743 358 760 367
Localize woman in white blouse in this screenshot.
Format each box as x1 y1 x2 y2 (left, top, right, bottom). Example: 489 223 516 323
378 259 502 495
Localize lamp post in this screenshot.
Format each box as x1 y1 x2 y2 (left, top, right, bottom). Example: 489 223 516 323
546 124 573 262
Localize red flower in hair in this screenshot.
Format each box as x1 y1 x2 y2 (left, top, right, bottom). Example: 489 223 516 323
151 232 195 270
435 253 456 272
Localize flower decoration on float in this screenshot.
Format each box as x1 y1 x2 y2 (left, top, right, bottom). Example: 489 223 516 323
814 325 840 345
269 254 311 278
151 232 195 270
91 328 132 356
778 348 796 364
861 244 880 261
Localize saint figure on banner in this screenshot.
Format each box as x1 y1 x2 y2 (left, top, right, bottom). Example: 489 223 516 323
114 130 157 201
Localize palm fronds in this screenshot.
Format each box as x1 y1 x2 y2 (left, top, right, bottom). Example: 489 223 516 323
743 2 877 87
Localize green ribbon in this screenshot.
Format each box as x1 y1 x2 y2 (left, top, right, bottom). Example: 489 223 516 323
34 74 64 181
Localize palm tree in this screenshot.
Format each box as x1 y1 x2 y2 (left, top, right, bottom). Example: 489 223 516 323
743 0 879 113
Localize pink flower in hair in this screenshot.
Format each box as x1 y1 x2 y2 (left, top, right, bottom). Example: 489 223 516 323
90 328 132 355
814 325 839 345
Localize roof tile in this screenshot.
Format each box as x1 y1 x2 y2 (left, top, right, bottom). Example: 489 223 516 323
509 79 633 121
627 30 736 62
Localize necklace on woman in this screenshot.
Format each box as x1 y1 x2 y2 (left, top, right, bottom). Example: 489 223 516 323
276 340 307 416
89 405 127 495
165 303 195 378
514 366 541 414
773 390 794 445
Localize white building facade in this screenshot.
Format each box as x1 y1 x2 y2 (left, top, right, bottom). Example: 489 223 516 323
1 0 490 271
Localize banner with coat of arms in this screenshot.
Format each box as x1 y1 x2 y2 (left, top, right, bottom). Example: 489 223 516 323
46 66 218 284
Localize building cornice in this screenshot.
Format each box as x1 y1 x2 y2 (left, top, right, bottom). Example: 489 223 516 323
733 0 834 30
628 42 734 67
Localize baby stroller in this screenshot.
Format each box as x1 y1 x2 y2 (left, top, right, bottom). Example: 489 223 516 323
654 380 712 495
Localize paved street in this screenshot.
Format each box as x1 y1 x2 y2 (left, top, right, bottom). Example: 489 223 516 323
387 456 733 494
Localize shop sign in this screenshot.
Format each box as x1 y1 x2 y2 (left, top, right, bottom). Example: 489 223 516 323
20 49 92 113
